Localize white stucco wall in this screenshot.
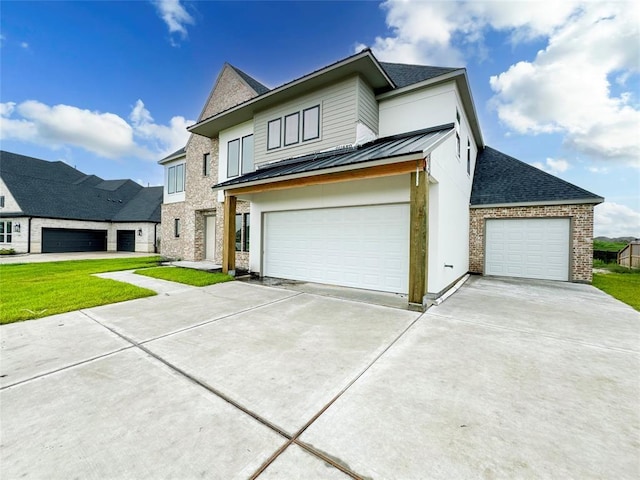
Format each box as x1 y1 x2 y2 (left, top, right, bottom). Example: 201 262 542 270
427 135 473 295
242 175 410 275
0 177 21 213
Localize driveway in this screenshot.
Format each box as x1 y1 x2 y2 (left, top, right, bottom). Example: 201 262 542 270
1 276 638 478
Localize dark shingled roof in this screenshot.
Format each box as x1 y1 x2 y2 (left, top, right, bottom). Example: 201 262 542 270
471 146 603 206
379 62 459 88
0 151 162 222
229 65 270 95
214 124 454 189
159 146 186 162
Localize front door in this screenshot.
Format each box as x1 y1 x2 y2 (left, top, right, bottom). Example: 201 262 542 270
205 216 216 260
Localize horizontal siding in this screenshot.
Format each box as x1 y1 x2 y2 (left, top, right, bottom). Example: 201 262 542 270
254 76 359 165
357 77 379 134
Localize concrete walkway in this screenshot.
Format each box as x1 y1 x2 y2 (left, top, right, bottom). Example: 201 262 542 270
0 251 158 264
1 277 638 478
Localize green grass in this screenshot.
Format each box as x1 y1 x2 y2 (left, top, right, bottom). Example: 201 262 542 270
593 240 627 252
135 266 234 287
0 256 162 324
593 270 640 311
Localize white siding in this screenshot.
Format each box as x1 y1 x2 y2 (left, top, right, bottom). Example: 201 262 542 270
356 76 378 134
254 76 359 166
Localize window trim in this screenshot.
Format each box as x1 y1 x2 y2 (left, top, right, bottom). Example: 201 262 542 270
284 112 300 146
302 105 320 142
267 118 282 150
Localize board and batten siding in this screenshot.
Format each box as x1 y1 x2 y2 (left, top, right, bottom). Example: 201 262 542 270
254 75 377 166
356 76 378 134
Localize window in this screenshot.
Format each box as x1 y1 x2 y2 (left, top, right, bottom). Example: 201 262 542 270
174 218 180 238
227 139 240 177
235 213 250 252
167 163 185 194
303 105 320 141
227 135 254 178
267 118 281 150
0 196 4 208
203 153 210 176
1 221 12 243
456 132 461 158
284 112 300 146
467 139 471 175
241 135 254 174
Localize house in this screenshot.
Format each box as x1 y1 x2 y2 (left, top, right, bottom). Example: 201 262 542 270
160 49 603 308
0 151 162 254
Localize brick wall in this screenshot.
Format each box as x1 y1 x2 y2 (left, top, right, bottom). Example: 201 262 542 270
159 64 257 269
469 204 596 282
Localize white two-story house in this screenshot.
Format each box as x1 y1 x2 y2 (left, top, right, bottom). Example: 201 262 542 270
161 49 602 309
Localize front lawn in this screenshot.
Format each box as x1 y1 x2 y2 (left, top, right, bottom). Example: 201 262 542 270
593 269 640 311
135 266 233 287
0 256 162 324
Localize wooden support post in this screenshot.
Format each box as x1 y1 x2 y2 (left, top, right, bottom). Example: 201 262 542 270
222 194 236 274
408 161 428 306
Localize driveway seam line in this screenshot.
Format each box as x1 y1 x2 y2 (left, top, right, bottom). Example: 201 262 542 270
247 312 426 479
0 345 134 390
425 312 640 354
136 291 304 346
82 310 294 441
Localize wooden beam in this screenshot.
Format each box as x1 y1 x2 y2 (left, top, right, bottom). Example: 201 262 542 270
225 159 421 196
408 163 428 305
222 195 236 274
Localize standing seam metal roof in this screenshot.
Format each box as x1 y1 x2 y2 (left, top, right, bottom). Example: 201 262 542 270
214 124 454 189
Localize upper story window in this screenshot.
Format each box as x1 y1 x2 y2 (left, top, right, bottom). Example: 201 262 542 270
203 153 211 176
268 104 320 152
0 195 4 208
0 221 12 243
167 163 185 194
228 134 254 177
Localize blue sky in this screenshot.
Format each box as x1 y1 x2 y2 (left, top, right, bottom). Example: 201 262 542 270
1 0 638 237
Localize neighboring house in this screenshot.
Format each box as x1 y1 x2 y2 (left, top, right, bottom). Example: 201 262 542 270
161 49 602 308
0 151 162 254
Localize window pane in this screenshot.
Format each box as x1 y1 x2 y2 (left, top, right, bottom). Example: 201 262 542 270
284 112 299 146
176 164 185 192
235 214 242 251
303 105 320 141
168 166 176 194
203 153 210 176
241 135 254 174
243 213 250 252
174 218 180 237
6 221 11 233
0 223 4 234
228 139 240 177
267 118 281 150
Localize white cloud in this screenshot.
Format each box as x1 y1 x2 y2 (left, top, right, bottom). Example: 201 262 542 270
359 1 640 167
595 202 640 237
151 0 194 45
531 157 570 175
587 166 609 174
20 42 29 49
0 99 193 160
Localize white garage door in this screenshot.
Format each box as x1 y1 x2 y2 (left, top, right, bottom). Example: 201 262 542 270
264 204 409 294
485 218 570 281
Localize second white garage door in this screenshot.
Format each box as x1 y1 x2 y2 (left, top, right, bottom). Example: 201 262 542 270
263 204 409 294
485 218 570 281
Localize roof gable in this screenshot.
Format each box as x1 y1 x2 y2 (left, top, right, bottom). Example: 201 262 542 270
228 65 270 95
0 151 162 222
471 147 603 206
379 62 458 88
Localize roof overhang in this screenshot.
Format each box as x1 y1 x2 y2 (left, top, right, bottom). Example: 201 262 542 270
188 50 395 138
158 150 187 165
470 197 605 208
376 69 484 149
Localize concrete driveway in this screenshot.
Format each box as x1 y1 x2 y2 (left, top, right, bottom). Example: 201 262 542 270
1 276 638 479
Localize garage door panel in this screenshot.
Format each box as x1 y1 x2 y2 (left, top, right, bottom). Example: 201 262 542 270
486 218 569 281
264 204 409 294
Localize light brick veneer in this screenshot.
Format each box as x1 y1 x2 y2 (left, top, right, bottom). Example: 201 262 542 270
469 204 596 282
160 65 257 269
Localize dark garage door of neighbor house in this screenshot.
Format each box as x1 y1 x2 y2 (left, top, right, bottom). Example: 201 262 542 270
116 230 136 252
42 228 107 253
